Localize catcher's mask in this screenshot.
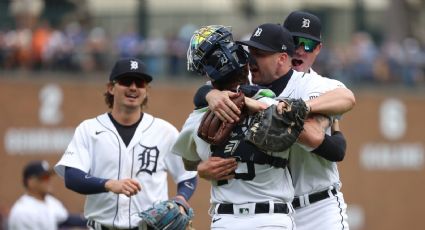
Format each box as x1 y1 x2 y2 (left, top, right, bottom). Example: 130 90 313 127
203 42 249 82
187 25 249 81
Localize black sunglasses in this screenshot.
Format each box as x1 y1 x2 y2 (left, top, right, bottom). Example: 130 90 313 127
115 77 147 88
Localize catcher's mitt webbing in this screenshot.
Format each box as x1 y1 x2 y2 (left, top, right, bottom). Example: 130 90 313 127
245 98 308 152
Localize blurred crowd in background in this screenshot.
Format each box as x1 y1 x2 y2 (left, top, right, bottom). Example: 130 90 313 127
314 33 425 87
0 0 424 88
2 20 424 87
0 20 193 78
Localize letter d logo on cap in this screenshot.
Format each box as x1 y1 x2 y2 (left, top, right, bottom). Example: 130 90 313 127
301 18 310 28
253 28 262 37
130 60 138 70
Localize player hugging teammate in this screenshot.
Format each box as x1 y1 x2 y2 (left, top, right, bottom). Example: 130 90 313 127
177 11 355 230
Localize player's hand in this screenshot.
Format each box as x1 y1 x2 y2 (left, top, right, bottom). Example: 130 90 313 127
197 157 237 181
206 89 241 123
105 178 142 197
297 114 330 148
277 100 311 115
173 195 190 214
244 97 268 114
276 101 288 114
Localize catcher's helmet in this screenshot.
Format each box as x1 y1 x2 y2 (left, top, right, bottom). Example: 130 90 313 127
187 25 248 82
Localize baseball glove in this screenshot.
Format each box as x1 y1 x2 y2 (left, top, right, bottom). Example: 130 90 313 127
197 91 246 146
245 98 309 152
139 198 194 230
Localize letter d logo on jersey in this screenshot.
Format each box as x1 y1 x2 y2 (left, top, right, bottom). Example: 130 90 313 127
136 145 159 175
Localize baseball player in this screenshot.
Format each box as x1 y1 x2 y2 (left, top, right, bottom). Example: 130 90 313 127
173 25 296 230
193 21 355 185
283 11 350 229
193 22 355 230
8 160 86 230
54 58 197 230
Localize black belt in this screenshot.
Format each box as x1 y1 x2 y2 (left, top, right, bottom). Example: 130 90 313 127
216 202 289 214
100 226 138 230
292 188 337 209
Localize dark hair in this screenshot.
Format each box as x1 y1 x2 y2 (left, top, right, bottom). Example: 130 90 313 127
104 83 114 108
211 65 249 91
103 82 149 109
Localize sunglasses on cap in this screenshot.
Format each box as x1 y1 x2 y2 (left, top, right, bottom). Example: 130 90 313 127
114 77 147 88
294 37 320 53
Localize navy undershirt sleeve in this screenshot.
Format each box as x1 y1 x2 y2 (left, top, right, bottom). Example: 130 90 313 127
176 176 198 201
193 84 213 109
312 131 346 162
64 167 108 194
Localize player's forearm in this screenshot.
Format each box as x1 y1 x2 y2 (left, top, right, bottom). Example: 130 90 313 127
182 158 201 171
297 114 330 148
64 167 108 194
176 176 197 201
307 88 355 116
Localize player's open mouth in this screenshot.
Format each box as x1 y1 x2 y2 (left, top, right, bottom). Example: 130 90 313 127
125 94 139 99
292 59 303 67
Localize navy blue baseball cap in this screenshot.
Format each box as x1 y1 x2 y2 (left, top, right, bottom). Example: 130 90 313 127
109 58 153 83
283 11 322 42
23 160 52 181
238 23 295 56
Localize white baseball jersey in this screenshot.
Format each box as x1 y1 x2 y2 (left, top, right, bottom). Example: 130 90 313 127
278 70 346 196
8 194 68 230
55 113 197 229
281 69 350 229
172 95 294 205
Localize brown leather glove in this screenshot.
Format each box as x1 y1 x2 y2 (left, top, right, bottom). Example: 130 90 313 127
197 91 245 145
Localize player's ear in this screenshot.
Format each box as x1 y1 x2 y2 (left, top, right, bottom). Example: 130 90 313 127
278 53 289 66
107 82 115 95
314 43 322 54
